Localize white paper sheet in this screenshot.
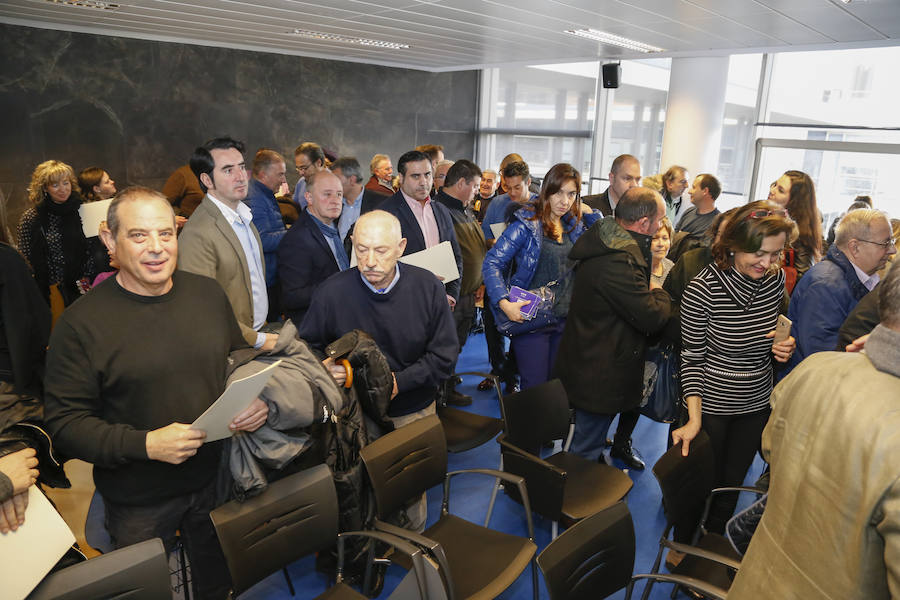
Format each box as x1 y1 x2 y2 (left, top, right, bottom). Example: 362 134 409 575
78 199 113 238
0 486 76 600
490 222 507 239
349 241 460 284
191 360 281 442
397 241 459 284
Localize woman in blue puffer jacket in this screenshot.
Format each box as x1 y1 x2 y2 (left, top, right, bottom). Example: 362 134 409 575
483 163 600 390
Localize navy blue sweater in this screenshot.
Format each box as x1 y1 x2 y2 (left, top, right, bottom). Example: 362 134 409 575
297 264 457 416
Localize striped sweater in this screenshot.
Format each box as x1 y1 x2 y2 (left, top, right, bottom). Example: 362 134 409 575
680 265 785 415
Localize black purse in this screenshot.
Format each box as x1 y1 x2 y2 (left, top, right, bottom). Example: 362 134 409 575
639 343 680 423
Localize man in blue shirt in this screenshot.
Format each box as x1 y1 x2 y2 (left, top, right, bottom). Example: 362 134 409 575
291 142 327 209
245 149 287 318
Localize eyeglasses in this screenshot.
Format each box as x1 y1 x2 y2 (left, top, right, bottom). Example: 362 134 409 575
745 208 788 220
295 163 313 174
857 238 897 249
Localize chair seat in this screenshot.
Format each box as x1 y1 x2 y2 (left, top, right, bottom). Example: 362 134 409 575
313 582 367 600
545 452 634 521
424 514 536 600
437 405 503 453
671 532 740 593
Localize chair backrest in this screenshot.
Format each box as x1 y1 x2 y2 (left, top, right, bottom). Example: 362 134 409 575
210 463 338 596
500 379 571 451
359 414 448 520
27 538 170 600
651 430 715 526
537 501 635 600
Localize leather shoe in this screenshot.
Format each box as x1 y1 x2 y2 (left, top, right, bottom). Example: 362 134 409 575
445 389 473 406
477 377 494 391
504 381 520 395
610 439 646 470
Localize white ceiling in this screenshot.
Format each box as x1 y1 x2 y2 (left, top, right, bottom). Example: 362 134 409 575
2 0 900 72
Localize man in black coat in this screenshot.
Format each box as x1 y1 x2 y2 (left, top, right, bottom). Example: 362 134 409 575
278 171 351 325
582 154 641 217
555 187 671 464
378 150 463 304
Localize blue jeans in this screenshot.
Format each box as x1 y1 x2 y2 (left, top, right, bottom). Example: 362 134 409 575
569 408 615 463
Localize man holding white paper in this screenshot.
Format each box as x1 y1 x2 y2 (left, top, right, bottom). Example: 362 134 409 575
378 149 463 306
44 187 265 600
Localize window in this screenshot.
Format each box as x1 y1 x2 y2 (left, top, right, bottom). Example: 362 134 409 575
477 62 598 178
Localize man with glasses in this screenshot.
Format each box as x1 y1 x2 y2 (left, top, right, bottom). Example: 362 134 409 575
785 208 896 373
292 141 327 210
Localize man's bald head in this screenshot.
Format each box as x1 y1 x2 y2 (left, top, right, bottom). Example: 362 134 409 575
352 210 407 290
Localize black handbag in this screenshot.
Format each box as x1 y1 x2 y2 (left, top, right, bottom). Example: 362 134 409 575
639 343 680 423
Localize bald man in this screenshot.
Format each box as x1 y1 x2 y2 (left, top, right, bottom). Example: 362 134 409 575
297 210 457 430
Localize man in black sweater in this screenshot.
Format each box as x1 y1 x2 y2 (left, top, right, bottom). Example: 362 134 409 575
298 209 457 531
44 187 265 600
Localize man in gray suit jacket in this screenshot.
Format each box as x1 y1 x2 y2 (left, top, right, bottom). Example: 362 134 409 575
179 137 277 350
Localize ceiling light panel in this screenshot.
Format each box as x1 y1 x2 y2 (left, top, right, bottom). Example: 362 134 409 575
565 28 664 53
291 28 410 49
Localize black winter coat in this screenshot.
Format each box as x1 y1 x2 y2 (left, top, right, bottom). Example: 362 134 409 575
554 217 671 415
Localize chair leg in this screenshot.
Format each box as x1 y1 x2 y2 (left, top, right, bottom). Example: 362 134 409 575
179 540 190 600
484 475 501 527
551 520 558 540
282 567 295 596
531 558 539 600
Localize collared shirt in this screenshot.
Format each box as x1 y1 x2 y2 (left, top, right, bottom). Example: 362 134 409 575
309 213 350 271
337 189 364 242
292 178 308 210
851 261 880 291
207 192 269 348
359 263 401 294
401 190 440 248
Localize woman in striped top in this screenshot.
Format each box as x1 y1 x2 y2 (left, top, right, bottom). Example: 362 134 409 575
672 201 797 534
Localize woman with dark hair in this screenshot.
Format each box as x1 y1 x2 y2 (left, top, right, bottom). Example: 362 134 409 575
77 166 117 203
671 200 796 536
768 170 823 286
483 162 599 390
16 160 94 309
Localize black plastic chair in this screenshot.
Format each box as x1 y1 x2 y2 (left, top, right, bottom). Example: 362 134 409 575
538 501 730 600
437 371 504 453
210 463 437 599
493 378 633 538
642 430 763 600
27 538 171 600
359 413 539 600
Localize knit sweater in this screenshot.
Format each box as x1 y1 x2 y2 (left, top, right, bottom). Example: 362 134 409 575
680 265 786 415
297 264 457 416
44 271 247 505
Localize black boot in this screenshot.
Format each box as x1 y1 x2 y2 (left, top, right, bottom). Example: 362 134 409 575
610 438 645 470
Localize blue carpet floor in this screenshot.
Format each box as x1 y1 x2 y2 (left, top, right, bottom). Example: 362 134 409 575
240 328 763 599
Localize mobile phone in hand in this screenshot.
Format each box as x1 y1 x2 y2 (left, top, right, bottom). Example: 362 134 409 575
773 314 792 344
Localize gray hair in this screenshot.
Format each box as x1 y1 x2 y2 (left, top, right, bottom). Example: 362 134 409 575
835 208 890 249
331 157 363 183
370 154 391 174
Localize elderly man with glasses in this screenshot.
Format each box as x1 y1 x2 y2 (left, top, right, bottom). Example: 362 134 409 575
784 207 896 375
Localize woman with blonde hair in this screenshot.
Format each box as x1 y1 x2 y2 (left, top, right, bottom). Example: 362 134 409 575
17 160 94 308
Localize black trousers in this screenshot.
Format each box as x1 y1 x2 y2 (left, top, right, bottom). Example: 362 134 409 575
104 482 230 600
700 408 770 534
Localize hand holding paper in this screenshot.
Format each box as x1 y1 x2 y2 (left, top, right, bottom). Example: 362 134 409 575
146 423 205 465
